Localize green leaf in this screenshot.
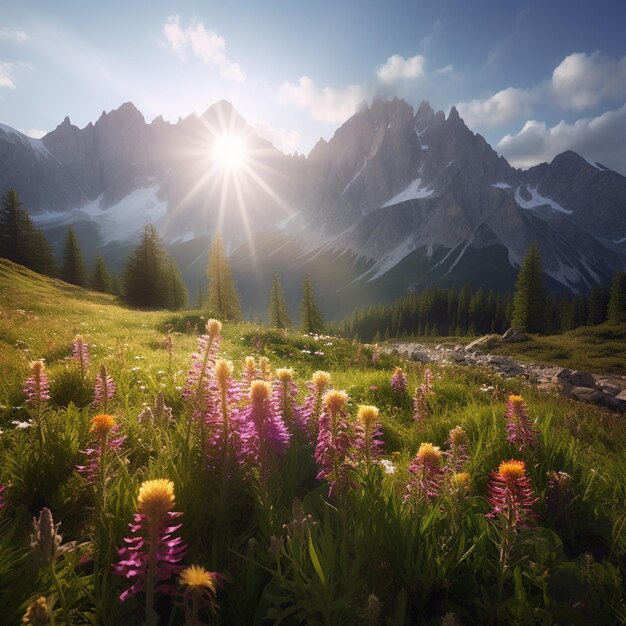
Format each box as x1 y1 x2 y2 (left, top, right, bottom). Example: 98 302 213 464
308 530 325 586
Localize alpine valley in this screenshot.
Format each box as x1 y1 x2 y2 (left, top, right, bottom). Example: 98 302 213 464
1 97 625 318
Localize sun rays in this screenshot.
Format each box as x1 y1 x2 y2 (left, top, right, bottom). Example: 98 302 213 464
168 102 295 270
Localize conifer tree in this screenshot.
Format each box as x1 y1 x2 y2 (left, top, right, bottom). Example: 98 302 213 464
511 243 548 333
61 225 88 287
607 271 626 324
0 188 56 274
195 284 205 309
206 232 242 321
587 285 610 326
299 274 324 333
123 224 167 308
29 226 58 277
0 188 26 264
268 272 291 329
90 254 112 293
164 257 188 310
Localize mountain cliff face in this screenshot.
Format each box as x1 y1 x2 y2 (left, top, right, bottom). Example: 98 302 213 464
1 98 625 314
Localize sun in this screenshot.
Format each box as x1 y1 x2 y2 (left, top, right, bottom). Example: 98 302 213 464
212 134 247 170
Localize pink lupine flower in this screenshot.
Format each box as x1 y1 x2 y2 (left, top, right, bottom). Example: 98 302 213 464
315 390 355 497
182 319 222 402
354 405 384 467
412 368 434 423
301 370 331 440
23 360 50 407
445 425 469 472
203 359 245 467
504 395 538 451
238 381 290 481
113 479 187 613
487 460 537 526
273 369 307 439
94 364 115 412
242 356 258 386
404 443 444 502
391 367 407 394
72 334 90 379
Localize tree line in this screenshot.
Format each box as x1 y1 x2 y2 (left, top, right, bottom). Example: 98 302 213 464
333 244 626 342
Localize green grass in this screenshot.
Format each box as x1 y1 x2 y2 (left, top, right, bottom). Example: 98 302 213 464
0 259 624 625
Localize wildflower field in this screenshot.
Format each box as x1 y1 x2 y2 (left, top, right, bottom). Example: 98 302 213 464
1 260 625 625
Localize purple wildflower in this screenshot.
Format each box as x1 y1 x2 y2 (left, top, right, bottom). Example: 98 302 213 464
72 334 90 379
412 368 434 423
404 443 444 502
505 395 538 452
301 370 331 441
23 360 50 407
445 425 469 472
113 479 187 609
94 364 115 412
487 460 537 526
354 405 384 467
315 390 355 496
77 414 126 484
273 369 308 439
182 320 222 402
238 381 290 482
391 367 407 394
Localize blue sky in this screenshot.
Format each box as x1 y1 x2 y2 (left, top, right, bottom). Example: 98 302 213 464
2 1 626 173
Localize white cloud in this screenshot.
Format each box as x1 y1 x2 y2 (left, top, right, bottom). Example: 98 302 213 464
0 27 28 42
497 103 626 175
161 15 246 83
434 64 454 76
376 54 426 83
0 62 15 89
251 119 300 154
551 51 626 110
277 76 364 123
456 87 536 128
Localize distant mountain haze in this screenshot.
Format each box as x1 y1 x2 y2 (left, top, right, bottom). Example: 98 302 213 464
1 98 625 318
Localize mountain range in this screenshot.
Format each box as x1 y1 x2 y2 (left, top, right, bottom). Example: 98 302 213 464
1 98 625 318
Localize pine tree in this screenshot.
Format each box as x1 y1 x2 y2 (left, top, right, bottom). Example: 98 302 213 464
587 285 610 326
206 233 242 321
268 272 291 329
195 284 205 309
0 188 25 263
90 254 112 293
61 225 88 287
0 188 55 274
511 243 548 333
164 257 188 310
122 226 187 310
607 271 626 324
299 274 324 333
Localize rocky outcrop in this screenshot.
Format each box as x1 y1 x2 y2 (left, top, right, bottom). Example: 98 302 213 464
383 340 626 413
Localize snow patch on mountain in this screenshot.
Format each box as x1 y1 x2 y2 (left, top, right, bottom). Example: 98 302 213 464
514 185 572 215
0 123 56 161
341 158 368 196
491 182 511 189
367 237 415 281
382 178 434 207
584 157 607 171
32 186 167 243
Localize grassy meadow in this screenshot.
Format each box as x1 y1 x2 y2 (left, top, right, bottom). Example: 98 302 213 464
0 259 625 625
